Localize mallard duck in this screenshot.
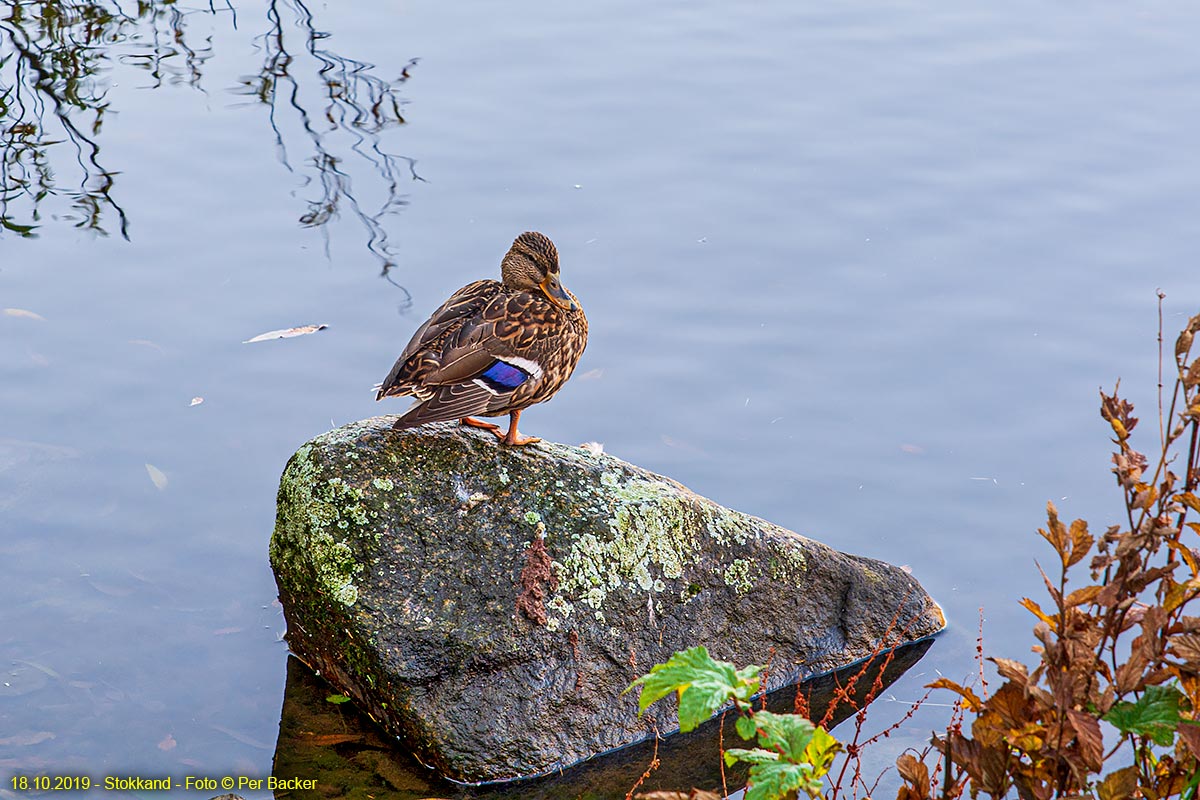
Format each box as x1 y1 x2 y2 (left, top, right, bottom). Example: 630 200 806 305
376 231 588 446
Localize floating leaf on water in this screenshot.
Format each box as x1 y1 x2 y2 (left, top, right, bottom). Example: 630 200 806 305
243 324 328 343
326 694 351 704
189 397 203 407
2 308 45 321
145 463 169 490
15 660 61 680
85 578 136 598
661 434 708 457
157 734 176 752
0 731 55 746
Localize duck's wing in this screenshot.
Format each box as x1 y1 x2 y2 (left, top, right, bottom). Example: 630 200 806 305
388 294 552 429
376 280 499 400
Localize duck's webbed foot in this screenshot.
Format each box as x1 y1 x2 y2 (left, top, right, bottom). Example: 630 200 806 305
461 417 504 439
500 410 540 446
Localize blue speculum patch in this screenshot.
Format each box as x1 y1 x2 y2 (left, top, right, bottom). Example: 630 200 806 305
480 360 529 390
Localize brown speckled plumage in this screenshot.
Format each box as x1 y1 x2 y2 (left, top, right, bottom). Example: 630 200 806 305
376 232 588 445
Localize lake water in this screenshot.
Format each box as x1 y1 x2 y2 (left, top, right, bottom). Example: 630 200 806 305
3 1 1200 797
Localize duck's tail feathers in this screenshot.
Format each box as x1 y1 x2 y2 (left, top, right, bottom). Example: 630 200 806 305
390 383 495 430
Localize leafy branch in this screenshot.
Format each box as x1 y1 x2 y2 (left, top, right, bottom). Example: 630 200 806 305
627 646 841 800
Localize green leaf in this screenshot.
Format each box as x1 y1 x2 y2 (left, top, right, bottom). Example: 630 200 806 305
725 715 842 796
625 646 761 732
735 713 758 741
325 694 351 704
1103 684 1186 746
803 725 842 778
724 747 780 767
743 759 822 800
750 710 817 763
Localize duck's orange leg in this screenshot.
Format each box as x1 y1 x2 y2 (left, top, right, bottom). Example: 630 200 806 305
501 409 540 446
461 417 503 439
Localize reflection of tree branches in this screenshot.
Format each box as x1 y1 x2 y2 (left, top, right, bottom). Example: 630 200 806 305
237 0 422 308
1 1 128 236
0 0 224 238
120 3 220 92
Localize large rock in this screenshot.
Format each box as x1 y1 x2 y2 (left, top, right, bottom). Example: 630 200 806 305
269 418 945 784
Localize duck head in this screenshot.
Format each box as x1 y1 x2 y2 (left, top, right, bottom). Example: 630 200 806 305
500 231 577 311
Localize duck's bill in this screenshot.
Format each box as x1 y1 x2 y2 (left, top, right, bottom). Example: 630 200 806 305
540 277 577 311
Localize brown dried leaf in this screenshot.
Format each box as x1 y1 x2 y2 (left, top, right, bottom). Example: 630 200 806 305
1112 452 1144 488
1177 721 1200 757
1040 501 1068 554
1115 651 1149 693
991 682 1041 727
926 677 984 711
1091 552 1115 574
1094 580 1124 610
1178 328 1196 359
1115 530 1150 559
1181 492 1200 514
1038 562 1063 605
1166 578 1200 613
972 709 1011 749
1067 518 1094 567
1021 597 1058 628
990 656 1030 685
1100 388 1138 436
1168 539 1200 578
1097 765 1139 800
1066 709 1103 771
1064 585 1102 608
1169 633 1200 664
1132 485 1158 510
895 753 930 790
1185 359 1200 389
